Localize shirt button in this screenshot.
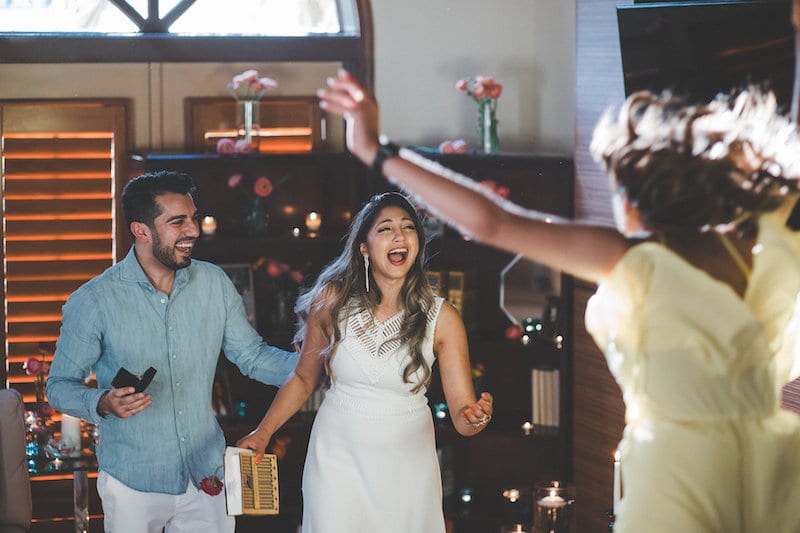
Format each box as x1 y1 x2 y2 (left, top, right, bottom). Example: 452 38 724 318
180 437 185 442
169 326 173 331
160 298 166 304
172 354 177 359
175 381 181 387
178 410 183 416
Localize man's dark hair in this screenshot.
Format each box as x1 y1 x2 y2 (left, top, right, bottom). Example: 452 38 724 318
122 171 197 235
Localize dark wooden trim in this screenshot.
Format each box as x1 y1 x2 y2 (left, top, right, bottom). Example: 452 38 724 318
0 34 364 64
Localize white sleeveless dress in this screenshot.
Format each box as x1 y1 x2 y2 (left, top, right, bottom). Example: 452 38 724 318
300 297 446 533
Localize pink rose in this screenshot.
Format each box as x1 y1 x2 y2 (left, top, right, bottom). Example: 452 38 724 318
451 139 469 153
253 77 277 92
216 138 235 154
487 82 503 99
233 69 259 85
438 140 454 154
234 139 255 154
227 174 243 189
23 357 42 376
290 271 304 284
253 176 273 197
455 79 468 92
470 83 486 98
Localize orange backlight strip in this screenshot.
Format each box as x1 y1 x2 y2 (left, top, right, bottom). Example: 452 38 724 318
5 213 111 221
6 294 70 303
6 253 112 262
4 132 113 139
5 233 112 242
3 152 111 160
4 172 111 180
6 314 63 323
4 193 112 201
7 334 59 343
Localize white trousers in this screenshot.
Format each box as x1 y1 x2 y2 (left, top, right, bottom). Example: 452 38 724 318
97 470 235 533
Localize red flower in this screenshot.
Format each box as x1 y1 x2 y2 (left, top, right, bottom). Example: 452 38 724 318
505 324 523 340
265 260 283 278
200 474 224 496
253 176 274 198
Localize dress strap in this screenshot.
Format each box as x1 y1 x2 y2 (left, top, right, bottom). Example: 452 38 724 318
718 233 751 278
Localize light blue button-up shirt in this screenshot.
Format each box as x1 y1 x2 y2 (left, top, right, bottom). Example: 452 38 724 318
47 247 298 494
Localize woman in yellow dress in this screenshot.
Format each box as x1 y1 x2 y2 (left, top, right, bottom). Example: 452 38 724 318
318 69 800 531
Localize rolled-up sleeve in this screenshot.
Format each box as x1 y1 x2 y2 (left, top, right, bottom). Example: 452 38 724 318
47 288 108 425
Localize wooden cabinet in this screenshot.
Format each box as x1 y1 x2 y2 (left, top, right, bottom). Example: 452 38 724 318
129 151 574 533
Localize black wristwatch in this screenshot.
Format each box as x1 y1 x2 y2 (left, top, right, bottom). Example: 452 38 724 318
370 136 400 177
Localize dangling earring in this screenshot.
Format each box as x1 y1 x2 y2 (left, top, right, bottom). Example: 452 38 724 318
363 255 370 292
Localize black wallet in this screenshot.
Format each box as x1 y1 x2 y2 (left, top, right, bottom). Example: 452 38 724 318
111 366 157 393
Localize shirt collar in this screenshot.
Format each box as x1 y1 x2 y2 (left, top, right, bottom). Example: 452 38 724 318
118 246 191 291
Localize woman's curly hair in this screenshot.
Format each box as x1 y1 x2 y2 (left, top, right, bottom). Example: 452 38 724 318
590 87 800 234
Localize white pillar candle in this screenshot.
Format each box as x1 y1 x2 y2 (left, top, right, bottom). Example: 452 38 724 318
613 449 622 514
61 414 82 457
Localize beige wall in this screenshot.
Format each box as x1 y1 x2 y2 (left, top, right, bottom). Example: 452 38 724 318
374 0 576 154
0 1 576 155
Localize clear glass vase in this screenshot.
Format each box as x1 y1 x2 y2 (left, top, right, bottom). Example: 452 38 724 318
478 100 500 154
244 197 269 236
237 100 260 149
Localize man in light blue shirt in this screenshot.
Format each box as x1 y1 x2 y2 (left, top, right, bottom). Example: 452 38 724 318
47 170 298 532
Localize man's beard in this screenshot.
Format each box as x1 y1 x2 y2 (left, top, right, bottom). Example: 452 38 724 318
151 229 192 270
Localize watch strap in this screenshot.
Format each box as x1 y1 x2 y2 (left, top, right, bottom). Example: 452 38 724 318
370 138 400 177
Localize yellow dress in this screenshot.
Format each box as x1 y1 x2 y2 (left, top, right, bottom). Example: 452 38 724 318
585 212 800 532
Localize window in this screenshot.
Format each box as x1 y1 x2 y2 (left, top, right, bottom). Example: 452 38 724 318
0 0 356 36
1 100 129 392
0 0 373 84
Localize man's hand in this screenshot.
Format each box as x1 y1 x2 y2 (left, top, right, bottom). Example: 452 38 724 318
98 387 152 418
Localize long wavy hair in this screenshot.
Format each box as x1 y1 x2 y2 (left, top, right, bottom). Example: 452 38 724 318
293 192 437 392
590 87 800 235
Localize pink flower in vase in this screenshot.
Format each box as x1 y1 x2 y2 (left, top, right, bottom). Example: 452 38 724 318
234 139 256 154
216 138 236 154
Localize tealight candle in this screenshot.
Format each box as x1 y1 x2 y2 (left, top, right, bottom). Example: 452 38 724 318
292 226 301 238
522 421 533 436
305 212 321 234
538 489 567 509
201 215 217 236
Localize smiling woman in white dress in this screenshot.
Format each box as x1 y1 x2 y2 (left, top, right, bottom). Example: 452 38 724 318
237 191 494 533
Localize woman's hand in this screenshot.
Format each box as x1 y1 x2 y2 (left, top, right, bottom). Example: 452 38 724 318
460 392 494 433
318 69 381 167
236 428 272 462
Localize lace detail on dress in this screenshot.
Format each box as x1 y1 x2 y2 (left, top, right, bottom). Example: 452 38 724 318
347 307 405 384
344 298 444 386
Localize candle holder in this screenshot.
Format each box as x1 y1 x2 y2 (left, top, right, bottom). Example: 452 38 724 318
201 215 218 237
305 211 321 237
534 481 575 533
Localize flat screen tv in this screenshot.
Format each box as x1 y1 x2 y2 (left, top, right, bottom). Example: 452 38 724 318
617 1 795 110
